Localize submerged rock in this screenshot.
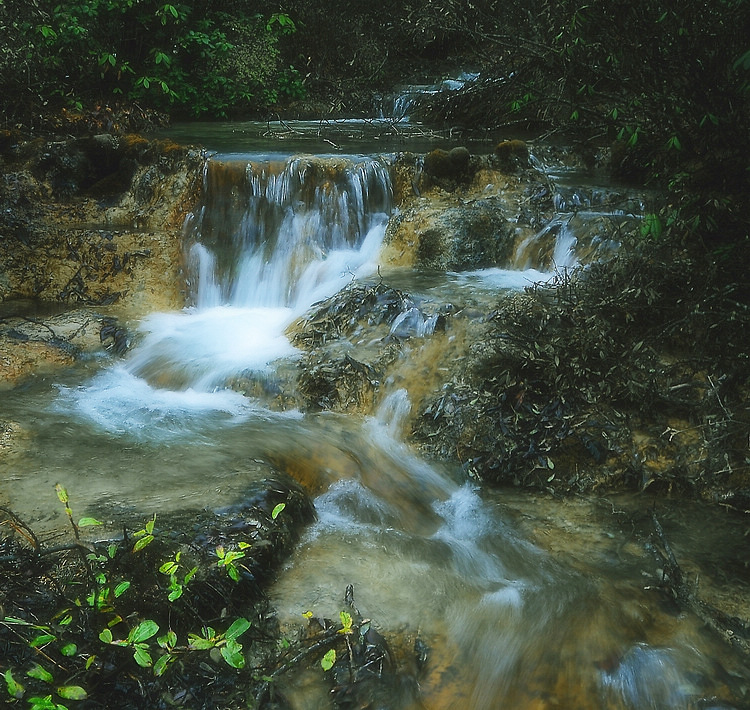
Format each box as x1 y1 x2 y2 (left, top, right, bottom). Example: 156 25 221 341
0 307 131 386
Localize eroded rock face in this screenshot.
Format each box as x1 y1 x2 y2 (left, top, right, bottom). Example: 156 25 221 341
0 306 130 387
383 152 553 271
0 135 204 316
0 134 204 383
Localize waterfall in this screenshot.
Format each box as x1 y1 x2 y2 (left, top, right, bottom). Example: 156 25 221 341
58 154 393 438
125 154 393 394
185 155 392 311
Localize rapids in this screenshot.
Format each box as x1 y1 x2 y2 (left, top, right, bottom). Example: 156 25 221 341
1 146 748 709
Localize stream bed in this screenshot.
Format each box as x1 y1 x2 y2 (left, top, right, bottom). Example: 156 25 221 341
1 134 748 708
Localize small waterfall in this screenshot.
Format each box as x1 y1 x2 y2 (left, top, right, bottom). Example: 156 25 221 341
122 154 393 394
186 155 393 311
61 154 394 437
377 72 480 121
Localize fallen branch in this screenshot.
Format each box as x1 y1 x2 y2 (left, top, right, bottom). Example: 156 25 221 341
646 510 750 656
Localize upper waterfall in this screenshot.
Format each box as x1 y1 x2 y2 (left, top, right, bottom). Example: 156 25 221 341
184 155 393 312
123 154 393 393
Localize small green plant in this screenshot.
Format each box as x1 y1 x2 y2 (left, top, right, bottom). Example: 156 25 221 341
1 618 88 707
99 619 160 668
337 611 353 635
55 483 103 541
216 542 251 582
187 618 251 669
159 550 198 602
132 514 156 552
320 648 336 671
640 213 663 240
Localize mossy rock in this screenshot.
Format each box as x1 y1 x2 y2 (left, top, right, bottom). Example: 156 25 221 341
494 140 529 170
423 146 471 180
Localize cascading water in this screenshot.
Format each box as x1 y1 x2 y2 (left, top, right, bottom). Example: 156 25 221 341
123 155 393 395
3 145 747 709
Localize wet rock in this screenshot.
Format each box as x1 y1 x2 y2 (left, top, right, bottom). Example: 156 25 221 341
0 136 203 316
297 354 379 413
385 152 554 271
0 307 131 385
291 282 413 349
386 199 514 271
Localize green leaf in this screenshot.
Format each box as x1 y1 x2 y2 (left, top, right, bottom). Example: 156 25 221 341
133 534 154 552
27 696 57 710
187 635 215 650
60 643 77 657
114 581 131 598
157 630 177 649
220 639 245 669
271 503 286 520
159 561 178 575
734 49 750 71
153 653 174 677
54 484 69 504
167 587 183 602
128 620 159 644
640 213 663 240
4 616 39 626
225 618 251 640
27 664 54 683
321 648 336 671
132 646 152 668
338 611 352 634
77 517 102 527
57 685 87 700
4 669 25 698
30 634 56 648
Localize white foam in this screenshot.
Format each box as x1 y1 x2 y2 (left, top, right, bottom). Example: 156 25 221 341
54 366 274 440
127 306 299 391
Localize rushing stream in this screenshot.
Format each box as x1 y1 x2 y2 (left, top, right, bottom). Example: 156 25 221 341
2 139 748 708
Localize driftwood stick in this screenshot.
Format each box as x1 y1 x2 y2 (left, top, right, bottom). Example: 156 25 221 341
646 510 750 656
0 506 41 551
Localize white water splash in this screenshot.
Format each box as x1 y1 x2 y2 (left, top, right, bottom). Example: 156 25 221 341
54 366 300 442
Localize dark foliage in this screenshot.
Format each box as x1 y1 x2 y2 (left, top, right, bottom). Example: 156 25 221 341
416 238 750 496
